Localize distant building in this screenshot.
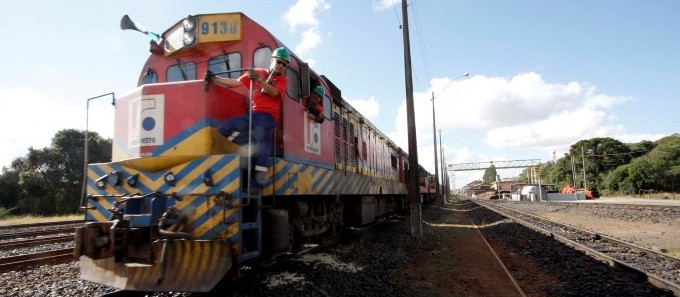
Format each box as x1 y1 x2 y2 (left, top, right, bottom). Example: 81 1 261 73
464 180 493 197
494 177 520 192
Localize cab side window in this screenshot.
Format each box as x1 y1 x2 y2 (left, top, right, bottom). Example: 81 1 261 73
142 68 157 84
167 62 196 82
286 67 299 101
208 53 242 79
323 95 332 119
253 47 273 69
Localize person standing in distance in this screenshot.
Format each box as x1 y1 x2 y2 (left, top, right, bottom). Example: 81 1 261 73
206 47 290 189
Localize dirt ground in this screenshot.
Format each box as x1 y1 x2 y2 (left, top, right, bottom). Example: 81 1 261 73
539 212 680 258
398 203 524 297
394 201 677 297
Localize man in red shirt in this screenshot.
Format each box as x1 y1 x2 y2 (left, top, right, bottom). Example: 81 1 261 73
207 47 290 189
302 85 325 123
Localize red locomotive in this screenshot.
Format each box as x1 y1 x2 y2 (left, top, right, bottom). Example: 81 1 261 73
75 12 437 292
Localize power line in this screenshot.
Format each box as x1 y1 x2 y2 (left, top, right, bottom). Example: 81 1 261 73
390 0 401 27
583 144 680 158
412 1 432 85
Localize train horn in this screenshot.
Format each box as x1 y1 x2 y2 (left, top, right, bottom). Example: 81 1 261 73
120 15 161 43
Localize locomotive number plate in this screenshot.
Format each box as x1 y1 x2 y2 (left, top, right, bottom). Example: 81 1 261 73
198 14 242 43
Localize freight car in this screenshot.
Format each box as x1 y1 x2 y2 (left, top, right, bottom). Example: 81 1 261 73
75 12 436 292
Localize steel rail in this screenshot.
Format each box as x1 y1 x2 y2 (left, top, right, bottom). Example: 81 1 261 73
465 207 527 297
0 220 83 230
0 247 74 272
473 200 680 296
0 235 73 250
0 227 75 240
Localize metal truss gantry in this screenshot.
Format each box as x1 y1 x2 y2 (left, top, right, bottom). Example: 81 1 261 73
448 159 541 171
447 159 542 189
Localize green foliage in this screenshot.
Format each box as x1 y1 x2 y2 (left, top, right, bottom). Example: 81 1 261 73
0 129 111 215
572 137 631 190
0 207 17 219
531 134 680 196
482 164 497 183
627 140 656 159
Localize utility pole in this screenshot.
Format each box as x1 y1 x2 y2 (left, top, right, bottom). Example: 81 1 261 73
442 149 448 199
439 129 445 202
431 92 441 205
401 1 422 238
582 145 587 190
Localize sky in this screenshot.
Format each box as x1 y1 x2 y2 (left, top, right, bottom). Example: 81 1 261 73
1 0 678 188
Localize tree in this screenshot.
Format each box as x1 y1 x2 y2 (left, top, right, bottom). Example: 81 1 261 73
627 140 656 159
483 164 497 183
0 158 25 209
572 137 631 191
0 129 111 215
601 134 680 194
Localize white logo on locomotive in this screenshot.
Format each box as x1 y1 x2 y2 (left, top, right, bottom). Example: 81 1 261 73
304 115 321 155
129 94 165 147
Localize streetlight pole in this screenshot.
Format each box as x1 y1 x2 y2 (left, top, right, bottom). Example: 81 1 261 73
439 129 444 202
431 92 441 205
80 92 115 209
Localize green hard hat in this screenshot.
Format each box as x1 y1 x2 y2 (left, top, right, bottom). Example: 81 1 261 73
313 86 325 97
272 47 290 63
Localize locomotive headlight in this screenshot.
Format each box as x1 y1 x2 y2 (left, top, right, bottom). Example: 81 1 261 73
108 171 123 186
202 169 214 187
127 174 139 188
183 31 196 46
164 172 177 186
96 176 107 189
183 16 196 31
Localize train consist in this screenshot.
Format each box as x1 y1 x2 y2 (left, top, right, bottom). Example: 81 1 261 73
75 12 437 292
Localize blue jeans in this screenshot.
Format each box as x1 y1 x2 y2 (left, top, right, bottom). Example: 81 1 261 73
218 112 275 170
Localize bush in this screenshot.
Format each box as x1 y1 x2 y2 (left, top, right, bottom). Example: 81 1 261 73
0 207 17 219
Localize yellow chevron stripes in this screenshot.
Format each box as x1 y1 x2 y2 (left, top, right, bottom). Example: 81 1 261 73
259 159 406 196
80 240 232 292
85 155 242 238
193 207 240 239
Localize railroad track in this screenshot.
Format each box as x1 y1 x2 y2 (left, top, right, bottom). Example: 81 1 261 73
0 227 75 240
0 219 83 230
0 247 74 272
473 199 680 296
0 235 73 250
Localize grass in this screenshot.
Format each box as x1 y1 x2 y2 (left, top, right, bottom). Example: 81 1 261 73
601 192 680 200
0 213 83 226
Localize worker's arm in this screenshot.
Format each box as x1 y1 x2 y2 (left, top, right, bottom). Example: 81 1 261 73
213 76 242 88
257 77 280 97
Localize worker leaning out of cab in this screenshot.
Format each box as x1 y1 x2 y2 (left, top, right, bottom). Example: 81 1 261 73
206 47 290 189
302 85 325 123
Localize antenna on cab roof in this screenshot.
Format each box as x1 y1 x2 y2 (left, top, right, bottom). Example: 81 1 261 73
120 15 161 44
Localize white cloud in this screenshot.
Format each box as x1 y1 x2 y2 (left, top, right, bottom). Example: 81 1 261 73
283 0 330 31
345 97 380 122
373 0 400 11
609 133 666 144
295 27 321 55
429 72 629 147
284 0 331 59
387 72 637 187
